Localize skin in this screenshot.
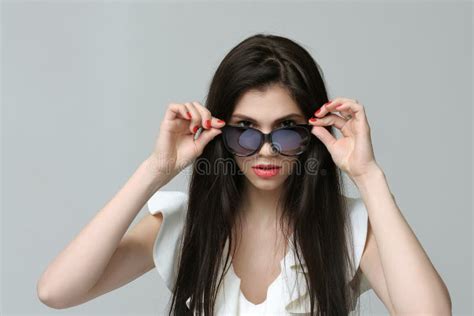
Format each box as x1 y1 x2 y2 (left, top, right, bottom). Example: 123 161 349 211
231 85 304 228
37 85 452 314
310 98 452 314
223 85 453 312
35 101 226 309
226 84 306 304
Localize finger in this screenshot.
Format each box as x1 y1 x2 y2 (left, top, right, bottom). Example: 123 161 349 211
334 102 356 121
194 127 223 151
329 97 360 108
192 102 226 129
184 102 202 134
334 102 366 123
341 113 352 120
191 101 212 130
164 103 192 121
310 125 336 149
309 113 352 137
314 97 360 118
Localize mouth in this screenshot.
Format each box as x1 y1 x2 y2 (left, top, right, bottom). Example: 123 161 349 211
252 164 282 170
251 165 282 178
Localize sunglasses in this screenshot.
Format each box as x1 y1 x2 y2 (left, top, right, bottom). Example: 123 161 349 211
220 124 314 157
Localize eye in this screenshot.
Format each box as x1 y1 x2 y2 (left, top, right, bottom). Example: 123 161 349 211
236 120 253 127
280 119 296 127
235 119 296 128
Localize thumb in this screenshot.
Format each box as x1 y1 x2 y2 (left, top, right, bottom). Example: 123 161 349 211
194 127 222 151
311 125 336 149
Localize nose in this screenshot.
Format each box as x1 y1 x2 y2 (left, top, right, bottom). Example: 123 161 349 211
258 138 279 156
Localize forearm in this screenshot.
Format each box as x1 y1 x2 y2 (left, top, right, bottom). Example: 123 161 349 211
353 166 452 314
37 157 170 303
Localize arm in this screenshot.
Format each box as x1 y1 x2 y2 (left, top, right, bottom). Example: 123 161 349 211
354 165 452 315
309 97 452 314
36 157 169 309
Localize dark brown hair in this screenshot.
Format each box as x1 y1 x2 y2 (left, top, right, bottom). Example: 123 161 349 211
168 33 364 316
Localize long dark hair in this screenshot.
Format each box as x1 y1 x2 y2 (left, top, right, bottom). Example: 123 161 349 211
168 33 364 315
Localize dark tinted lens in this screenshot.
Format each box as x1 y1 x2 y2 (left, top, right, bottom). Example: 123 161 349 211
222 126 262 156
272 126 310 155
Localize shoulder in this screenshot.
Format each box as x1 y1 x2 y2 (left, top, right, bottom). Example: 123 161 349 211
343 195 369 277
344 195 369 237
146 190 189 239
146 190 189 292
343 194 366 214
147 190 189 217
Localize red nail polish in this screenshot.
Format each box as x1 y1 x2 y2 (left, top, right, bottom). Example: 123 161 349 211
309 117 317 122
186 112 192 119
193 126 199 133
205 119 211 128
217 119 224 123
314 108 321 115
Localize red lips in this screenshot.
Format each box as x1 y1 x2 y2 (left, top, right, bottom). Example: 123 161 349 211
252 164 281 169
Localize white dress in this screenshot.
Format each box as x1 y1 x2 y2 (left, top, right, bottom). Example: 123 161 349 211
147 190 372 315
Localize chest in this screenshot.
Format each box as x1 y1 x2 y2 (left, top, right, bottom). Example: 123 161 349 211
187 233 312 315
229 230 291 305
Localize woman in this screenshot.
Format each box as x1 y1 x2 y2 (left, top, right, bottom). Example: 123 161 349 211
37 33 451 315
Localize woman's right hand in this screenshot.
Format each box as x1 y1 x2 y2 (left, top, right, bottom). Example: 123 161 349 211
148 101 225 180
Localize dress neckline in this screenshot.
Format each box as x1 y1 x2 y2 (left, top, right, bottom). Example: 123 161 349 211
228 232 295 307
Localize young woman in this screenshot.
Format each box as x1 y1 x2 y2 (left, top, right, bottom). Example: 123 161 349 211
37 34 451 315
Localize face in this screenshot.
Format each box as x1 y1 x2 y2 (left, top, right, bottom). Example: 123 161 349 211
229 84 307 191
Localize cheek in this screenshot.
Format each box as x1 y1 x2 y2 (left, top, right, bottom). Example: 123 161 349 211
235 157 251 172
281 158 298 175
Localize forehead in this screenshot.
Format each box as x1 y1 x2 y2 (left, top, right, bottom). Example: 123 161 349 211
232 85 303 120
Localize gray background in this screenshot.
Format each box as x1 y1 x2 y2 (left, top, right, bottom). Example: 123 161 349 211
1 1 472 315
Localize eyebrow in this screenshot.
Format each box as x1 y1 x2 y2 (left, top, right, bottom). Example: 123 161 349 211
230 113 305 123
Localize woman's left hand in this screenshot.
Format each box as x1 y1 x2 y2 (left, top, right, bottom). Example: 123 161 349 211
308 97 380 181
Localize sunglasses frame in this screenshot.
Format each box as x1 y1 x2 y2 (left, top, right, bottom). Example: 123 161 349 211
220 123 314 157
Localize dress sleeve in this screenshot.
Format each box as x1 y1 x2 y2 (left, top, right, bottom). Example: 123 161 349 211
147 190 189 292
346 196 372 294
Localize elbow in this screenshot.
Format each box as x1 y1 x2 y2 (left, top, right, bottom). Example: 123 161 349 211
395 291 453 316
432 279 453 315
392 304 452 316
423 296 453 316
443 285 453 315
424 303 452 316
36 280 67 309
423 278 453 315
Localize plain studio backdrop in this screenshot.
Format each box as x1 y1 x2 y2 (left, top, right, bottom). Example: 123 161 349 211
1 1 472 315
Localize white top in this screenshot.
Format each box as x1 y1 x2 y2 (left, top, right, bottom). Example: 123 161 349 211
147 190 372 315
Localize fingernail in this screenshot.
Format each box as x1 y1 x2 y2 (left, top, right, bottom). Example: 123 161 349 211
192 126 199 133
186 112 192 119
217 119 225 124
205 119 211 129
309 117 317 122
314 108 322 115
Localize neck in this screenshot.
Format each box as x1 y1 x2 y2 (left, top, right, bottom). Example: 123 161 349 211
239 182 285 230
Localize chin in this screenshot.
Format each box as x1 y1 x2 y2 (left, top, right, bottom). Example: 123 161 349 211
244 173 289 191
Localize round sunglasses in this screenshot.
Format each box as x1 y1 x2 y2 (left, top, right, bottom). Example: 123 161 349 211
220 124 314 157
